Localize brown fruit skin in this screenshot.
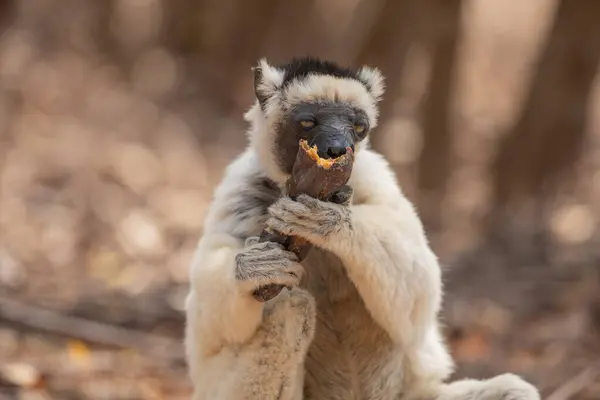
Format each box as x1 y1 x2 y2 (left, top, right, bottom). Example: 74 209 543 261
252 140 355 302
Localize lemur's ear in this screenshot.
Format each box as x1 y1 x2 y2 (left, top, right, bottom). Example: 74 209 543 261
356 66 385 102
252 58 285 108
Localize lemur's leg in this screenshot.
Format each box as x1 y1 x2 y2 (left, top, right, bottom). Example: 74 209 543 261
237 287 316 400
186 233 312 400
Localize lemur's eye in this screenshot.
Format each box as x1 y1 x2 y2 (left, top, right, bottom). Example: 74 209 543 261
354 124 366 134
299 120 315 129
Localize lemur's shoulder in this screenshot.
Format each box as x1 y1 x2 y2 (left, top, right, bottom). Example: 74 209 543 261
349 147 404 205
203 148 280 237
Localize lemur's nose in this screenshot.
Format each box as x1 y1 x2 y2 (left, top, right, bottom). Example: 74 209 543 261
325 146 347 158
312 133 355 159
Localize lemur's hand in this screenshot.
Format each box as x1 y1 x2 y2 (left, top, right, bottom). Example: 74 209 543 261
235 238 305 295
328 185 353 206
266 186 353 244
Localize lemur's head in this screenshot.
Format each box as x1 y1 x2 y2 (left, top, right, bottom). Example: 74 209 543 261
244 56 385 183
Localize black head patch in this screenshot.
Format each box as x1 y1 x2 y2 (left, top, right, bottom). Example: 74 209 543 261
252 56 384 110
278 57 359 87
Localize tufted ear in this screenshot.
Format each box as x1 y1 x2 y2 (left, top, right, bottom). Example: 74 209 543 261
356 66 385 102
252 58 285 109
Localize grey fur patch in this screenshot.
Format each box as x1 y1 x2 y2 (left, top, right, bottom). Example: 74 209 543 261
223 174 282 240
230 176 281 219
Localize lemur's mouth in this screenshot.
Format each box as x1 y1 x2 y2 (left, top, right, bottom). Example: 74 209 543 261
319 145 355 160
302 140 354 169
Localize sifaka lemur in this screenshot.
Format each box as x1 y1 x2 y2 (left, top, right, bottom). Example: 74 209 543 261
184 56 541 400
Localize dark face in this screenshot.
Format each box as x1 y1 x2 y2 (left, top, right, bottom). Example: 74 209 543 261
274 101 370 173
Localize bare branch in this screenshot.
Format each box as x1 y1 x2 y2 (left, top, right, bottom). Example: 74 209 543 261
0 296 184 364
546 364 600 400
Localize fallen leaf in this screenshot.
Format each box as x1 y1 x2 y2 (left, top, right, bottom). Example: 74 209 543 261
67 340 91 366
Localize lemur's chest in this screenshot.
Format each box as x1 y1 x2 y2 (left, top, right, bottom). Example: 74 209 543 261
300 248 405 399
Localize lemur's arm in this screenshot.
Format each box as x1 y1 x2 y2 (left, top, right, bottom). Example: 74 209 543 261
266 149 442 347
185 233 260 357
184 151 301 366
185 152 314 400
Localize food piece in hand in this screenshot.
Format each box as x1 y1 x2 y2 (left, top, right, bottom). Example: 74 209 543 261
252 139 355 302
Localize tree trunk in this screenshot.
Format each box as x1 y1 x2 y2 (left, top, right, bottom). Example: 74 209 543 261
259 0 320 61
354 0 421 149
218 0 280 110
416 0 463 233
0 0 16 35
486 0 600 255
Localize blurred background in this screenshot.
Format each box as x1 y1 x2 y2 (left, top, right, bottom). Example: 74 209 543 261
1 0 599 399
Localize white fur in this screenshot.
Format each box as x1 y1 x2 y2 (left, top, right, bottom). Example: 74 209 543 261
253 58 285 101
357 66 386 102
185 60 541 399
244 102 288 185
283 74 382 127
